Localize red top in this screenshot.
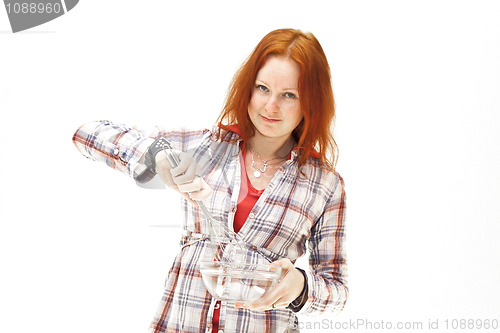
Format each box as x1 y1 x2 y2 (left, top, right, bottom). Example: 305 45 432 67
233 151 264 233
212 150 263 332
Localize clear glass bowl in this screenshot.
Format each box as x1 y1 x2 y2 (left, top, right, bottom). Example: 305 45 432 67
200 261 282 303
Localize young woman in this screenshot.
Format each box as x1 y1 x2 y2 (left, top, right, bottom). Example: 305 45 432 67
73 28 348 333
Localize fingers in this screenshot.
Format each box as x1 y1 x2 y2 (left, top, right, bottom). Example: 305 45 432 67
154 150 213 201
234 260 304 312
177 177 213 200
236 283 290 311
155 154 177 188
272 301 290 309
269 258 293 270
234 300 289 311
170 153 197 184
157 165 197 204
183 178 213 201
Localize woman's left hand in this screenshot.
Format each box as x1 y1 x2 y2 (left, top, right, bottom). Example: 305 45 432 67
234 258 305 311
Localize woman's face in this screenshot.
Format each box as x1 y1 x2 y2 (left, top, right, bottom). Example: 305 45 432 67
248 56 303 143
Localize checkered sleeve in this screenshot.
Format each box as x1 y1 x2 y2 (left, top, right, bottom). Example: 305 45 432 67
299 173 348 316
71 120 156 181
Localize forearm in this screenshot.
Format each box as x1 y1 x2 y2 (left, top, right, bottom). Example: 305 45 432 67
298 267 348 315
72 120 155 181
299 174 348 316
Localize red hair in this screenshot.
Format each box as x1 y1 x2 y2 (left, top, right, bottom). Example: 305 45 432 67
216 28 338 168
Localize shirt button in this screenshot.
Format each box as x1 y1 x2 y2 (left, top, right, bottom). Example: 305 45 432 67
112 148 119 156
249 213 255 219
214 303 220 309
218 330 224 333
120 150 130 161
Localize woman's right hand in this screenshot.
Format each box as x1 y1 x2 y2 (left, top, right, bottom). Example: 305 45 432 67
154 150 213 204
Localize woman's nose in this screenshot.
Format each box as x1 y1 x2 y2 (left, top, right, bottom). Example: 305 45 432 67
265 95 279 113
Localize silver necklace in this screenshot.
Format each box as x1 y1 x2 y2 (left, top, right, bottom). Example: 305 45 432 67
250 147 289 178
250 149 268 178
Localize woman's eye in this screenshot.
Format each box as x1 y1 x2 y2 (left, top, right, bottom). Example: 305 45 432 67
256 85 269 92
284 92 296 99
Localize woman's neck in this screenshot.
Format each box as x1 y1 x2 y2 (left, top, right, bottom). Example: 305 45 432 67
247 134 296 160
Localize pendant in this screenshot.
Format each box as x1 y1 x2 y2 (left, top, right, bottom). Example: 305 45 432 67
253 170 261 178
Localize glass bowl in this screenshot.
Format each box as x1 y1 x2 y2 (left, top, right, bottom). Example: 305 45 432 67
200 261 282 303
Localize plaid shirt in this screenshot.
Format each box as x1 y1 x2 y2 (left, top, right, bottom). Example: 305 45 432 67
72 120 348 333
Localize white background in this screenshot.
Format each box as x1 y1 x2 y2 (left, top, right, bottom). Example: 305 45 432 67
1 1 499 332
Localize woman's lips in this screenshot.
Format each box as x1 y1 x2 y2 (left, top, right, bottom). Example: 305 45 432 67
261 115 281 123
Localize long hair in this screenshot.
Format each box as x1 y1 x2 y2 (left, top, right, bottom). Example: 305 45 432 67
216 28 338 168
